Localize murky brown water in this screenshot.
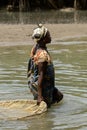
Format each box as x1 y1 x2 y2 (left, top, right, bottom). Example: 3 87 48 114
0 40 87 130
0 10 87 24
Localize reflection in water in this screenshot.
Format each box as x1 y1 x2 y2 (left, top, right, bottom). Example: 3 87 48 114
0 10 87 24
0 42 87 130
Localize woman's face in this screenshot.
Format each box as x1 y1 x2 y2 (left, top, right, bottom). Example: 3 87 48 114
43 31 51 44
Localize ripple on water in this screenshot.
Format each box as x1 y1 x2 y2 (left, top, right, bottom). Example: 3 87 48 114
0 42 87 130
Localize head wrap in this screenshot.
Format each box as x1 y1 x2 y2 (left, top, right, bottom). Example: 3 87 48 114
32 24 48 41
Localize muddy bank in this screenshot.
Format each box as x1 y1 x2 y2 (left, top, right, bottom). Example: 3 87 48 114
0 24 87 46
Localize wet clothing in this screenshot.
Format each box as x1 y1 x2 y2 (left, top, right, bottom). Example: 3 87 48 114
28 45 63 107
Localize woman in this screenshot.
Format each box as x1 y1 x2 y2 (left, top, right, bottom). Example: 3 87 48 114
27 24 63 107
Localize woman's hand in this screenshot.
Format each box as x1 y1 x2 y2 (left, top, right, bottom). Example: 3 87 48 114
37 95 43 105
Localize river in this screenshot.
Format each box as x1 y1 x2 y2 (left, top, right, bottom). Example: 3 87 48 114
0 42 87 130
0 10 87 24
0 10 87 130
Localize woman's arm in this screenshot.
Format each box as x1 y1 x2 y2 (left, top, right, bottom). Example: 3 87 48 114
37 61 47 105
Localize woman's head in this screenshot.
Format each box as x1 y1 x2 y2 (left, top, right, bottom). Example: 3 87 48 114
32 24 51 44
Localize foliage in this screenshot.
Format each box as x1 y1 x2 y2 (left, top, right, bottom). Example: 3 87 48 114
0 0 87 11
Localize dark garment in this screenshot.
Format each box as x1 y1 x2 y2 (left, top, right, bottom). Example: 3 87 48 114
28 58 63 107
28 58 54 106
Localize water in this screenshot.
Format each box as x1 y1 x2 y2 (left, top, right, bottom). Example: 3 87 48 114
0 41 87 130
0 10 87 24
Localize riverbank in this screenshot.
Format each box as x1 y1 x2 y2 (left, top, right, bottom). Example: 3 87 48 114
0 24 87 46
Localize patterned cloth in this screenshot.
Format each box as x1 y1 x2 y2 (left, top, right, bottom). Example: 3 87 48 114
33 49 51 64
28 47 56 106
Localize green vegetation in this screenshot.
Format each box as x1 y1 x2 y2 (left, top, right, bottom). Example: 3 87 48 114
0 0 87 12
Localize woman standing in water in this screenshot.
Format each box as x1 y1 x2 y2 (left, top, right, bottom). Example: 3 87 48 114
27 24 63 107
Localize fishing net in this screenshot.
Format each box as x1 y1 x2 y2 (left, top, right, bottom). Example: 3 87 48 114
0 99 47 120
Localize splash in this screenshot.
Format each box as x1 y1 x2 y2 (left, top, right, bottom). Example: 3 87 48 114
0 99 47 120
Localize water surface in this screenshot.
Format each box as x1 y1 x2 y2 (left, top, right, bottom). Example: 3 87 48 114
0 41 87 129
0 10 87 24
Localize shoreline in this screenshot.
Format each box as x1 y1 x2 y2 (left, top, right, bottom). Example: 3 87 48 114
0 24 87 46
